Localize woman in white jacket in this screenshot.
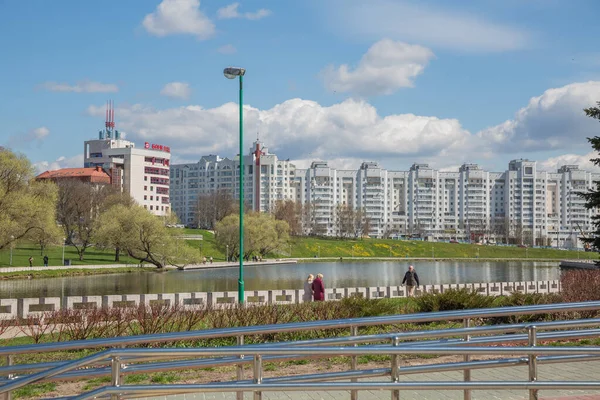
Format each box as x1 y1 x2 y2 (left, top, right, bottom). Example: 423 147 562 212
303 274 314 302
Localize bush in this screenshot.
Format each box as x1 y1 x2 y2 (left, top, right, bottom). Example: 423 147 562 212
561 270 600 302
414 289 495 313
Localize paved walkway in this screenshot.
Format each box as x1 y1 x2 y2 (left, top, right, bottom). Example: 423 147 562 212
141 360 600 400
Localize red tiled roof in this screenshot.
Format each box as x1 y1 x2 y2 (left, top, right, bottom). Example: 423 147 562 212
36 167 111 180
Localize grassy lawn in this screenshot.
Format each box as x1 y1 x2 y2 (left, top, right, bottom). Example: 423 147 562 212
2 229 594 269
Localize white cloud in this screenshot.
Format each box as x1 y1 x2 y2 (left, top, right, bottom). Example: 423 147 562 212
321 39 434 96
86 98 472 169
33 154 83 175
477 81 600 153
81 81 600 173
160 82 192 100
328 0 531 52
538 152 600 173
5 127 50 148
143 0 215 40
217 44 237 54
217 3 272 20
40 81 118 93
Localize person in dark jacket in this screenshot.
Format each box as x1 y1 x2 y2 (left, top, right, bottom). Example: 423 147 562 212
43 255 49 267
402 265 420 297
312 273 325 301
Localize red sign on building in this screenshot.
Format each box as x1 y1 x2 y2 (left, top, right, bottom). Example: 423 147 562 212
144 142 170 153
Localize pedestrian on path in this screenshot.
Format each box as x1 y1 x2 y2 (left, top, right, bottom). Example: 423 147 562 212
29 256 34 267
402 265 420 297
303 274 314 303
43 255 48 267
312 273 325 301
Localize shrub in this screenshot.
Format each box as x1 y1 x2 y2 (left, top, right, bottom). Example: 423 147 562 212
561 270 600 302
414 289 495 313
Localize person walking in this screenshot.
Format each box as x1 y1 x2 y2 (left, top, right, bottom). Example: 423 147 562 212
43 255 49 267
312 273 325 301
28 256 34 267
303 274 314 303
402 265 420 297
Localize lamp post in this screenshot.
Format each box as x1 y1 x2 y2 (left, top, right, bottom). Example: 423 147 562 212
9 235 14 266
224 66 246 304
226 244 229 262
318 245 320 258
62 238 66 266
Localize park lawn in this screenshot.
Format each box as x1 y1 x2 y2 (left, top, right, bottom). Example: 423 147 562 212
288 236 594 260
2 229 593 269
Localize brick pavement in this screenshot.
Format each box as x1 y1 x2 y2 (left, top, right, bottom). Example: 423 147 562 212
139 360 600 400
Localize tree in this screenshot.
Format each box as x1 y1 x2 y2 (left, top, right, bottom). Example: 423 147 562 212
577 102 600 251
273 200 302 236
195 189 236 229
31 223 62 256
96 204 198 268
214 212 290 259
99 192 135 261
56 181 117 261
0 149 58 251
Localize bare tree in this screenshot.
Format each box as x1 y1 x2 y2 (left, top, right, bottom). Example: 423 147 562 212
195 189 236 230
273 200 302 236
56 181 116 261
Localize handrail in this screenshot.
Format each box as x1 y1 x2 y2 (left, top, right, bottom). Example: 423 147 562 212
4 345 600 396
1 300 599 356
1 318 599 378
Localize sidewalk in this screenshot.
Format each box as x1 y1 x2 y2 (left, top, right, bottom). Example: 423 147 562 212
141 360 600 400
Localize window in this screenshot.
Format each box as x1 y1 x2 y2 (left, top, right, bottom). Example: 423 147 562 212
150 205 153 211
144 195 147 200
144 176 147 181
144 186 147 191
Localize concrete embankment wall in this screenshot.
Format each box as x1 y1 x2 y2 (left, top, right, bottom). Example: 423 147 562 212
0 280 561 320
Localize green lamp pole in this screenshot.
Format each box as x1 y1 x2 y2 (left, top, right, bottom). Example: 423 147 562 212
224 67 246 304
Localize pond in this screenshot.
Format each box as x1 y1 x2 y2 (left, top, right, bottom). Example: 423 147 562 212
0 260 560 298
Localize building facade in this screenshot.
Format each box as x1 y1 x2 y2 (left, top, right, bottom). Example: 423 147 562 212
83 129 171 217
170 142 599 248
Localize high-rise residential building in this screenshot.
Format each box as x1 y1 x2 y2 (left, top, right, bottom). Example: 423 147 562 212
170 140 296 226
170 141 600 248
83 101 171 216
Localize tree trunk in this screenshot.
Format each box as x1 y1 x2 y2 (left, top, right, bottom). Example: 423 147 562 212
115 247 120 262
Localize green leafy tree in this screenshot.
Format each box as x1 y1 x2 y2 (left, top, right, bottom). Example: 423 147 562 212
578 102 600 252
0 148 58 251
95 204 198 268
214 212 290 259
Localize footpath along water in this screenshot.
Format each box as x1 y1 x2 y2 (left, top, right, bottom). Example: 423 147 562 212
0 260 559 299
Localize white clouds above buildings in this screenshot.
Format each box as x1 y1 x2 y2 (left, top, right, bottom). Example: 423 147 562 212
142 0 215 40
5 127 50 149
321 39 434 96
85 81 600 172
160 82 192 100
33 154 83 175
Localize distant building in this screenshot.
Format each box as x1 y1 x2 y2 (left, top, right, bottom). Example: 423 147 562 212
36 166 111 185
170 140 600 248
82 101 171 216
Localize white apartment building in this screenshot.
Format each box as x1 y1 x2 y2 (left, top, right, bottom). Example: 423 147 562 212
170 140 297 226
83 131 171 217
170 141 599 248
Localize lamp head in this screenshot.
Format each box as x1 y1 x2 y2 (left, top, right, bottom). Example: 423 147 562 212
224 67 246 79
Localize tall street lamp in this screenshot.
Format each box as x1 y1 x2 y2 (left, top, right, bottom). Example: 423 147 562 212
9 235 14 266
224 66 246 304
62 238 66 266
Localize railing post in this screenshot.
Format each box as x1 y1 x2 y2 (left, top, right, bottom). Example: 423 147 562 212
1 355 14 400
110 356 121 400
237 335 244 400
350 325 358 400
463 318 471 400
253 354 263 400
528 326 538 400
391 336 400 400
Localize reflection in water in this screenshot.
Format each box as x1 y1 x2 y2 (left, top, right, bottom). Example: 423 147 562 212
0 261 559 298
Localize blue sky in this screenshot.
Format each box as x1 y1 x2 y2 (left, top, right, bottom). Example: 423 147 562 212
1 0 600 173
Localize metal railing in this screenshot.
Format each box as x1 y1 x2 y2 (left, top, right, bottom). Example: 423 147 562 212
1 301 600 400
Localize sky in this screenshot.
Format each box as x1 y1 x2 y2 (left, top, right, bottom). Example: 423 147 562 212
1 0 600 174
